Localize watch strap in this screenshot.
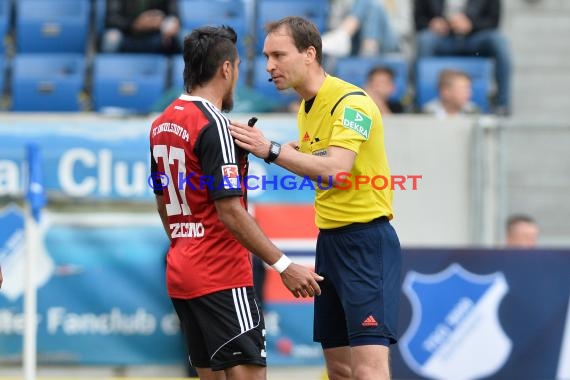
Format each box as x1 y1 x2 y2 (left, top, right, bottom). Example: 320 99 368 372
264 141 281 164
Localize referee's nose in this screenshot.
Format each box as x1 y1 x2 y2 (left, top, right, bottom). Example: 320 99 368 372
265 57 276 77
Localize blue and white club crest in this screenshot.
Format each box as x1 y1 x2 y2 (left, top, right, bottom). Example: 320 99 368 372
400 263 512 380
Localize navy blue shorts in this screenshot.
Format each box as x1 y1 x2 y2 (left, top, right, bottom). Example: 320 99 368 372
313 216 401 349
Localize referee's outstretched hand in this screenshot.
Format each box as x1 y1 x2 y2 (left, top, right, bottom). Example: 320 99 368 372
280 263 324 298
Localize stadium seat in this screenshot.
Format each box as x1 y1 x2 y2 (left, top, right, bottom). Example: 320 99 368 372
92 54 168 113
170 55 185 91
0 55 5 96
94 0 106 36
15 0 90 53
0 0 9 54
255 0 329 53
252 55 298 108
415 57 494 112
334 56 409 101
11 54 86 112
170 54 246 92
178 0 248 57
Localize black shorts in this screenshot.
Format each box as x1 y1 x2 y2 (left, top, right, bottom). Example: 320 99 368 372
172 287 266 371
313 217 401 348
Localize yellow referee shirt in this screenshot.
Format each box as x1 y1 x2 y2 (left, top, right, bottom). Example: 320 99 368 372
297 75 394 229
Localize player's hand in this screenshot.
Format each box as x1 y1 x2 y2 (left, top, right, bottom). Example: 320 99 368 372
229 121 272 159
280 263 324 298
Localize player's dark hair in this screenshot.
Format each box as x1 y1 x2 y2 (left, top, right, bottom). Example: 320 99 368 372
183 25 238 93
265 16 323 65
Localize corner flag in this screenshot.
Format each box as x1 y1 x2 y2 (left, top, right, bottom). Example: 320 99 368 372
24 143 45 380
26 144 46 222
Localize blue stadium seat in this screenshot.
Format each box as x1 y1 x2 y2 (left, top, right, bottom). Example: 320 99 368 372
11 54 86 112
15 0 90 53
170 54 246 92
93 54 168 113
171 55 185 91
255 0 329 53
0 0 9 54
252 55 298 108
178 0 248 57
416 57 494 112
94 0 106 35
334 56 409 101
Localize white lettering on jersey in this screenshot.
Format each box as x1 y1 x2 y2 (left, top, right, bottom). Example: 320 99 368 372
169 223 205 238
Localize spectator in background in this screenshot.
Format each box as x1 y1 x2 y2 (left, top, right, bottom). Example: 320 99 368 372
365 66 404 114
414 0 511 115
322 0 400 57
422 69 479 117
505 215 539 248
101 0 181 54
0 265 3 289
383 0 414 57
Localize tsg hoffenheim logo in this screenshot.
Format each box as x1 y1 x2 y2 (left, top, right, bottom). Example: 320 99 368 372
400 264 512 380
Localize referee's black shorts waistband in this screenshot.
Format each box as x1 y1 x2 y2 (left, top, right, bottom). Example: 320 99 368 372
319 216 389 235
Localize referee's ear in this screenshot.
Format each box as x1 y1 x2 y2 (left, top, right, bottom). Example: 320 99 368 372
304 46 317 65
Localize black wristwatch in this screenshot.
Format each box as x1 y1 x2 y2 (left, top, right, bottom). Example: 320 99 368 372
264 141 281 164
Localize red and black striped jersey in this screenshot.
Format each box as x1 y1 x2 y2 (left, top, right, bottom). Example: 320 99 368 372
150 94 252 299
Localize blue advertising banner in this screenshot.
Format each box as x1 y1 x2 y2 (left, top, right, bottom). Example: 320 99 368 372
392 249 570 380
0 204 185 365
0 117 313 203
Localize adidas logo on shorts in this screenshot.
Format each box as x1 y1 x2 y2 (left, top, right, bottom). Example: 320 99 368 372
362 315 379 327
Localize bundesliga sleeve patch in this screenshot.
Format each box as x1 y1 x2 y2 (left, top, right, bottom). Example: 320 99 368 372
221 164 239 189
342 107 372 140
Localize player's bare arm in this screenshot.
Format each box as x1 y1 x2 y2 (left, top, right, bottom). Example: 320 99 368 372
215 196 323 298
155 195 172 243
229 121 355 185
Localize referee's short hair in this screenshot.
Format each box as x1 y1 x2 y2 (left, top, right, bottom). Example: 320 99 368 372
265 16 323 65
183 25 238 93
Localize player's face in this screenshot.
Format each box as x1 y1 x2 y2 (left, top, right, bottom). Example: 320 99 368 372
221 58 239 112
263 28 306 91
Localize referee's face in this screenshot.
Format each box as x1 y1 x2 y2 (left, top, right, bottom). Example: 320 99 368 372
263 29 305 91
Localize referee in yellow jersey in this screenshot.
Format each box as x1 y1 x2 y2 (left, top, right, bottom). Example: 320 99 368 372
230 16 401 380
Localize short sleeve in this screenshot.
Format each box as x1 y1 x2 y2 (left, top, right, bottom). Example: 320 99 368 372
329 100 375 154
195 123 243 200
150 146 163 196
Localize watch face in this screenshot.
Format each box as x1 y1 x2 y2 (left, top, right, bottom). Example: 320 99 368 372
266 142 281 163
